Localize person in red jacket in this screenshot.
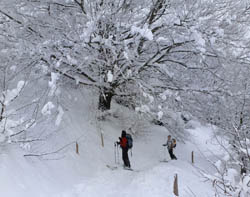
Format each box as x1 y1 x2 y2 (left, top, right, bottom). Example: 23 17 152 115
117 130 131 168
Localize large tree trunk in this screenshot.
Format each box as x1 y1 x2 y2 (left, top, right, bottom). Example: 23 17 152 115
98 89 113 111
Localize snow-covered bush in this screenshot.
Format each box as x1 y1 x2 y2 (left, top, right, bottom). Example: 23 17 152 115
0 64 63 151
204 152 250 197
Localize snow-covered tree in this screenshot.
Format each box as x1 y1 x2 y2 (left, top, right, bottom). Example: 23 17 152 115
0 0 63 148
13 0 225 113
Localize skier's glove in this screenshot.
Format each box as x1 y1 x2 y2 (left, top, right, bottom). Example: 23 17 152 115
162 144 166 146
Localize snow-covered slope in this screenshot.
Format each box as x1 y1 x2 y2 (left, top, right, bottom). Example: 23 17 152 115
0 87 221 197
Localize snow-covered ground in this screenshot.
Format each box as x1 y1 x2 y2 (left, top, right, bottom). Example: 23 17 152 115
0 87 223 197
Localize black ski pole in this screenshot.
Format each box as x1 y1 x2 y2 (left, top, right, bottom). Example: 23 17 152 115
117 144 120 164
164 146 167 161
114 142 117 164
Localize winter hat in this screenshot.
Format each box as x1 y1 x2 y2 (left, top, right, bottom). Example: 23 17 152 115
121 130 126 137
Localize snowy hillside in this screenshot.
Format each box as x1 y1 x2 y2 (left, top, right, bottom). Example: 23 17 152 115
0 87 225 197
1 1 250 196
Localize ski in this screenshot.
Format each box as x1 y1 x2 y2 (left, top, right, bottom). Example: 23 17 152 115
106 165 139 172
124 167 133 171
106 165 118 170
124 167 140 172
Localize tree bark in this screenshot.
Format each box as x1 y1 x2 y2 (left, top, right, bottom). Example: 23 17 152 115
98 89 113 111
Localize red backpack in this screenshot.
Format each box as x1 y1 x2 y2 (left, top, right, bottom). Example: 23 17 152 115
120 137 127 148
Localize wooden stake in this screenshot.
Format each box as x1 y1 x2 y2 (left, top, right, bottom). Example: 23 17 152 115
101 132 104 147
173 174 179 196
192 151 194 164
76 142 79 154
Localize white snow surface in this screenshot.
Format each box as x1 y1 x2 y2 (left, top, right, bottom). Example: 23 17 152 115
55 105 64 126
131 25 153 41
3 81 25 105
107 70 113 82
0 88 224 197
41 101 55 115
49 72 59 96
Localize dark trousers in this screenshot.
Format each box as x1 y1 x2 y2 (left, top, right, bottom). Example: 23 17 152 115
122 148 130 167
168 148 177 160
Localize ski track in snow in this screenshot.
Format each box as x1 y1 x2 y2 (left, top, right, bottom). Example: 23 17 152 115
53 114 216 197
0 89 221 197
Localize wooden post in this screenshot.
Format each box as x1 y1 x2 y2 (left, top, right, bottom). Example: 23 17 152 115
192 151 194 164
173 173 179 196
76 142 79 154
101 131 104 147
